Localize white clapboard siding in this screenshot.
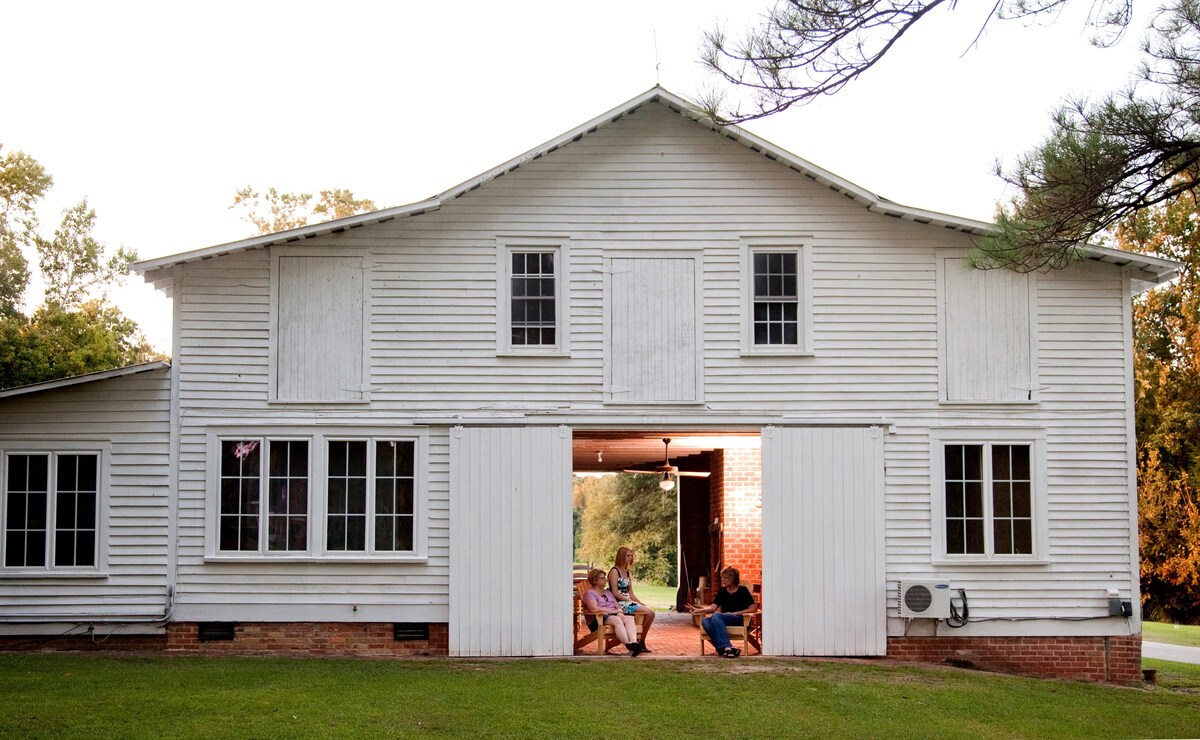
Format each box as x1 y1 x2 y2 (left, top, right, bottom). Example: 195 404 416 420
941 255 1036 402
161 99 1141 631
449 426 571 656
0 369 171 620
762 426 886 655
275 255 364 401
606 255 699 403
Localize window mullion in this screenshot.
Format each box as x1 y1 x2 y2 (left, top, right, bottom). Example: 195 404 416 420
366 440 377 554
259 440 269 554
982 443 996 557
44 453 56 570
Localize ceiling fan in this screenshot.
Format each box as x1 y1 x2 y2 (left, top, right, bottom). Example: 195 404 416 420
623 438 711 491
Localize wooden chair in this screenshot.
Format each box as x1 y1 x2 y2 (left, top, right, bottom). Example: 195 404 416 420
574 580 645 655
695 583 762 655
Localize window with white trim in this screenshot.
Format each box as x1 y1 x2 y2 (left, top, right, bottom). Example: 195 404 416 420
3 451 100 569
327 439 415 553
219 439 310 553
497 237 568 354
931 430 1045 561
213 433 421 557
741 239 811 354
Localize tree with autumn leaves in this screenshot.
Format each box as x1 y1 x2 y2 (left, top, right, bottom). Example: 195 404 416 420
1119 194 1200 622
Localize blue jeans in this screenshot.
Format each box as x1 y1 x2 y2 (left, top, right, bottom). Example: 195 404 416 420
702 612 744 652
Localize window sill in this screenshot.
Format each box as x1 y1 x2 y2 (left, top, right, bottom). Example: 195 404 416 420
932 557 1049 567
205 554 427 564
740 348 814 358
496 349 570 358
938 400 1039 407
266 399 372 406
0 570 108 579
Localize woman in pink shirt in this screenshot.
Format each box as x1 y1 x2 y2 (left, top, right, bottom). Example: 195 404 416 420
581 568 642 656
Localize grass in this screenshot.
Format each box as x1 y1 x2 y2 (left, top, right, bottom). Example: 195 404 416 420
1143 621 1200 648
632 581 679 609
1144 657 1200 691
1 653 1198 738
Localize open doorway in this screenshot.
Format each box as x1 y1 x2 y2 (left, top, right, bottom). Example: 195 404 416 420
571 430 762 656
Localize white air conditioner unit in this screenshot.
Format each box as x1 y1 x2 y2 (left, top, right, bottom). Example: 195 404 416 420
898 580 952 619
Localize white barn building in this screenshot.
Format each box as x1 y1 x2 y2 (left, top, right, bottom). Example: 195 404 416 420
0 88 1178 681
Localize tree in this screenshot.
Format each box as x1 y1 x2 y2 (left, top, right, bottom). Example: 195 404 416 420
0 151 157 390
35 199 136 307
699 0 1134 123
575 474 678 585
0 146 53 316
231 186 377 236
698 0 1200 272
1118 190 1200 622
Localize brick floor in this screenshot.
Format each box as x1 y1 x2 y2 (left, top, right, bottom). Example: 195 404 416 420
574 610 760 658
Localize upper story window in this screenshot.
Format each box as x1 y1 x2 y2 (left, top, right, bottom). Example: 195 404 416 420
931 429 1046 562
2 449 103 571
511 252 556 347
937 253 1038 403
497 237 568 355
741 238 812 355
753 252 798 345
271 250 370 403
211 431 423 559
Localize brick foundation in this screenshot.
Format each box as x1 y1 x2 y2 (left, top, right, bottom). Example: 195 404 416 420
165 622 449 657
0 632 168 652
888 634 1142 683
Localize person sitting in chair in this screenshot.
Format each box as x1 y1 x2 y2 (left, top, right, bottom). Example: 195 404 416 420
581 568 642 656
687 566 754 658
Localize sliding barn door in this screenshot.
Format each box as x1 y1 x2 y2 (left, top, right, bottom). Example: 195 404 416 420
761 426 886 656
449 426 572 656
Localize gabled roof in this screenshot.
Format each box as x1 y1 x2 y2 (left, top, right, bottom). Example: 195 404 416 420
134 86 1179 288
0 361 170 400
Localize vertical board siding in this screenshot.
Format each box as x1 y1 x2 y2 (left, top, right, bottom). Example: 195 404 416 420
762 426 886 655
607 256 698 403
0 370 171 619
449 426 571 656
276 256 363 401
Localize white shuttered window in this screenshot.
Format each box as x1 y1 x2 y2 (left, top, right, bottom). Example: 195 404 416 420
272 253 368 402
939 254 1037 403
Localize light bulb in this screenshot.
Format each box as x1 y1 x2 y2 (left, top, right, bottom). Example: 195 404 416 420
659 475 675 491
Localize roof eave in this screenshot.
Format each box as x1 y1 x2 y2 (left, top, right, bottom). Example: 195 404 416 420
133 199 442 274
0 361 171 400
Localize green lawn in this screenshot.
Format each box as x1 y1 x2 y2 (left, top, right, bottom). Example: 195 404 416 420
1 653 1197 738
633 582 678 609
1143 621 1200 648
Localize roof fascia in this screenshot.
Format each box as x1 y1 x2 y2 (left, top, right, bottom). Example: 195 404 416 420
132 85 1179 288
0 361 170 400
133 200 440 274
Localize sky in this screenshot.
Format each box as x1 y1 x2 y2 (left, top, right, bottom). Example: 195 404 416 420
5 0 1157 351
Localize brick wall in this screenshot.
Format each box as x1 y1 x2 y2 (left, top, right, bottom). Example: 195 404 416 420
0 632 168 652
165 622 449 657
712 447 763 587
888 634 1143 683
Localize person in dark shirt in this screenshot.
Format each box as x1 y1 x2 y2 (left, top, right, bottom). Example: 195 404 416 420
687 566 755 657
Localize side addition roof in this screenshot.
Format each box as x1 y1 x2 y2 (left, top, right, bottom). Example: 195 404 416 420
134 87 1180 291
0 361 170 400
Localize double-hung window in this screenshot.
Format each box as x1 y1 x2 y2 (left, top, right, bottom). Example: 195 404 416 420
3 450 102 570
741 239 811 354
931 430 1046 561
213 433 420 558
497 237 568 354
